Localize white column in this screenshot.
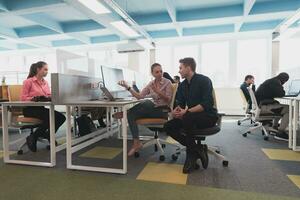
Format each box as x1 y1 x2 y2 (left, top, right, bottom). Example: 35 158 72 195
271 41 280 76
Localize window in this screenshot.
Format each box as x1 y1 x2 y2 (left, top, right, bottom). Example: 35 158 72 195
155 46 172 74
202 41 229 87
237 39 269 86
173 45 198 76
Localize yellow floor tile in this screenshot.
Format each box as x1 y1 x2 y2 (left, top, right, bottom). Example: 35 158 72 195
165 136 179 144
262 148 300 161
137 162 187 185
287 175 300 189
79 146 122 159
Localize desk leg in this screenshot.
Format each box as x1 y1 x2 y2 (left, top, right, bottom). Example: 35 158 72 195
293 100 299 151
122 106 128 173
66 106 72 168
289 100 293 149
2 105 9 162
49 105 56 167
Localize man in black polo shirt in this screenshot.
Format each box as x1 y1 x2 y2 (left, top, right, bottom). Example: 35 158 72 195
164 57 218 174
240 75 255 109
255 72 289 141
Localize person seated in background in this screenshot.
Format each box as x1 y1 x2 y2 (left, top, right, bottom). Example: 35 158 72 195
240 75 255 109
117 63 173 156
21 61 66 152
163 72 175 83
174 75 181 84
255 72 289 141
164 58 218 174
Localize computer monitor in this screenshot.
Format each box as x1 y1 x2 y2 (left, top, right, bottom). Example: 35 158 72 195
100 66 125 92
288 79 300 95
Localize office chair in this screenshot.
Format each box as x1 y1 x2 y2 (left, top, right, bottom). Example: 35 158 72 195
242 87 280 140
171 90 229 168
6 85 49 154
135 83 179 161
237 88 253 126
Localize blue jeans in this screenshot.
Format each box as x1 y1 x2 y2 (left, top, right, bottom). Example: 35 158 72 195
127 100 167 139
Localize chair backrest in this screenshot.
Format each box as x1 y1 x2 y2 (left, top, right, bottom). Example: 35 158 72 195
239 89 249 112
169 83 178 110
247 86 261 118
212 89 224 127
7 85 22 102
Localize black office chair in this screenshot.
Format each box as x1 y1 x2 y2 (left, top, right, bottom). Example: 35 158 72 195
171 113 229 167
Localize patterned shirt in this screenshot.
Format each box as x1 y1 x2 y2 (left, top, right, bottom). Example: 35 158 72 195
140 77 173 106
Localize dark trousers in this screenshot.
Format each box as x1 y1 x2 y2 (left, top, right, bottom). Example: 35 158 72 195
23 106 66 139
127 100 167 139
164 112 218 149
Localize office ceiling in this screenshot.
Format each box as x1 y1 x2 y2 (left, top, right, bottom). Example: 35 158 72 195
0 0 300 51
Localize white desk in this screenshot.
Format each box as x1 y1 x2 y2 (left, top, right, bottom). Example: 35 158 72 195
64 99 141 174
277 97 300 151
1 101 57 167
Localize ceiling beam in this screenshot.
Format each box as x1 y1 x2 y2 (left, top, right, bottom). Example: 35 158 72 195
64 0 127 39
164 0 182 36
21 13 64 33
0 24 51 48
273 8 300 40
0 2 68 16
20 12 91 44
102 0 154 42
235 0 256 32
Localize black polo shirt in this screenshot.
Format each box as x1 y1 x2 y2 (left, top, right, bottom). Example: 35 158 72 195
175 73 217 116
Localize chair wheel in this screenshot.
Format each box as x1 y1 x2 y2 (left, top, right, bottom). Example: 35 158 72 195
242 133 247 137
215 150 220 154
172 154 178 161
159 155 165 161
134 152 140 158
237 121 241 126
154 144 158 152
223 160 229 167
264 136 269 141
17 150 23 155
194 163 200 170
162 144 166 148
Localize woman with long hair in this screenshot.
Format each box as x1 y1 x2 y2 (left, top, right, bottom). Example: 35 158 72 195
21 61 66 152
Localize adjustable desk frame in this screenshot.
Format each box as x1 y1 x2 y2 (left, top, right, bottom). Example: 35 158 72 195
1 102 57 167
65 100 141 174
277 97 300 151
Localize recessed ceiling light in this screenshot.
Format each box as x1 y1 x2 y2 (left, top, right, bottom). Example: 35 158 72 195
78 0 111 14
110 21 140 38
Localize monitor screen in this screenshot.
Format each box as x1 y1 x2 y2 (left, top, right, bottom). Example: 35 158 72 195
101 66 125 92
288 79 300 94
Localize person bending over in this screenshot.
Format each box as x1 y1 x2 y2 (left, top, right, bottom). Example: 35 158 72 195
164 58 218 174
118 63 173 156
255 72 289 141
21 61 66 152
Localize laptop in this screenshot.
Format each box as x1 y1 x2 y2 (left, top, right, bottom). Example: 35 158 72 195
100 86 126 101
285 79 300 97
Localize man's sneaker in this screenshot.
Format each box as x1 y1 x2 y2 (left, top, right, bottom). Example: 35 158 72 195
274 131 289 142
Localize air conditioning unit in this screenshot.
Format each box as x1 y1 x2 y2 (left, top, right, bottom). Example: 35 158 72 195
117 41 145 53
